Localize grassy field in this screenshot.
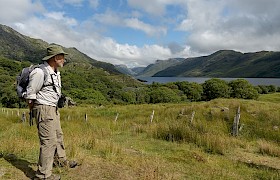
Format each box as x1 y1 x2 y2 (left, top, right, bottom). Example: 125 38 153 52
1 94 280 179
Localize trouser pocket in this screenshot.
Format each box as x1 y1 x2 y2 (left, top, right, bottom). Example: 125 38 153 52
33 105 55 124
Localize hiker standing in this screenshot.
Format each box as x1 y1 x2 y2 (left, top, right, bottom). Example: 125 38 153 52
25 44 77 180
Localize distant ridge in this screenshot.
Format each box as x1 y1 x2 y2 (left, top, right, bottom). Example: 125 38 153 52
153 50 280 78
2 24 280 78
137 58 185 77
115 64 137 76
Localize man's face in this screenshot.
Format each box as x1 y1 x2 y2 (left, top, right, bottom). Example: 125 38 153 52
55 54 65 67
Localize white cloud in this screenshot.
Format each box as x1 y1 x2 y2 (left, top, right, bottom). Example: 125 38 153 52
176 0 280 54
94 11 166 37
127 0 188 16
0 0 44 23
176 19 194 31
124 18 167 37
1 0 280 68
78 36 173 67
127 0 166 16
44 12 78 26
93 11 123 26
88 0 99 9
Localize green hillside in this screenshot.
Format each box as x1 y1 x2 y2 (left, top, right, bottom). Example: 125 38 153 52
0 24 121 74
137 58 184 77
0 24 145 107
154 50 280 77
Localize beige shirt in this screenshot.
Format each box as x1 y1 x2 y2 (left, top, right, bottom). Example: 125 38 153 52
25 62 62 107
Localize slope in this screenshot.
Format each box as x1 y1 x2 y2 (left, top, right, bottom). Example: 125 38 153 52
0 24 121 74
137 58 184 77
154 50 280 77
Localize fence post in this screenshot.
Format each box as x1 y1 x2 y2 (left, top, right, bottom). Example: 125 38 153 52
21 112 26 123
232 106 240 136
85 113 88 122
190 111 195 123
150 110 155 123
114 113 119 122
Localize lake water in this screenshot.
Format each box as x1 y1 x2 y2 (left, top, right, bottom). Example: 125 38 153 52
137 77 280 86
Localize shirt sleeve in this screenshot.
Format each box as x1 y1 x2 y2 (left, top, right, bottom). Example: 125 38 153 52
24 68 44 100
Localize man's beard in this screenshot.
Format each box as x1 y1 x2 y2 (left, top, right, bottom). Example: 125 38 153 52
57 62 64 67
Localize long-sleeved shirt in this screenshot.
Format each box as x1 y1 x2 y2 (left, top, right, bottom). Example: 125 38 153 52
24 61 62 107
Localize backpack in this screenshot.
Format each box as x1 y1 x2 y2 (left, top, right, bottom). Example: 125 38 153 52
16 64 42 99
16 64 66 108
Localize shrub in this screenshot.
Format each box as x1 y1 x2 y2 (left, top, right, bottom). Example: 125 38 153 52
258 85 269 94
267 85 276 93
68 88 108 105
149 87 181 103
176 81 203 101
229 79 259 99
202 78 231 100
135 87 150 104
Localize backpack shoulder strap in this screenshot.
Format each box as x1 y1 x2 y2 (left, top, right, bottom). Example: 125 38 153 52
37 64 49 85
38 64 58 94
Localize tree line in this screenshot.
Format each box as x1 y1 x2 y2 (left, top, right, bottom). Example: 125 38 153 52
0 57 279 108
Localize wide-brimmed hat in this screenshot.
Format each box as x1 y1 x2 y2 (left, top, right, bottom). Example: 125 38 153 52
42 44 68 61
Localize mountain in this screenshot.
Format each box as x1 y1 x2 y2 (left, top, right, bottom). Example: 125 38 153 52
0 24 146 107
137 58 185 77
114 64 137 76
0 24 47 63
0 24 120 74
154 50 280 77
131 67 145 74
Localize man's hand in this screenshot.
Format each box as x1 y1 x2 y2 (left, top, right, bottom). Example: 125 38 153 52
26 99 34 110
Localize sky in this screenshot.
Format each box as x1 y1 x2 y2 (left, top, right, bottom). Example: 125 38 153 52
0 0 280 67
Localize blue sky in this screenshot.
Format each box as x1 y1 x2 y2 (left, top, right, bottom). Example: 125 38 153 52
1 0 280 67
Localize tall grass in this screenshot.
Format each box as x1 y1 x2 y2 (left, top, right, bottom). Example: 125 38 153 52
1 98 280 179
258 140 280 157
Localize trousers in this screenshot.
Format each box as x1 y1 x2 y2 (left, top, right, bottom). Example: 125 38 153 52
33 104 66 178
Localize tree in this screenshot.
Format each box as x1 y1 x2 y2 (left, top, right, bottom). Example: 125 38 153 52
149 87 181 103
135 87 150 104
267 85 276 93
229 79 259 99
121 89 136 104
1 86 19 108
202 78 231 100
258 85 269 94
175 81 203 101
67 88 107 105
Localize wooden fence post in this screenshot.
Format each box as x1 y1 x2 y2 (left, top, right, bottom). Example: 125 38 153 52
150 110 154 123
190 111 195 123
85 113 88 122
114 113 119 122
232 106 240 136
21 112 26 123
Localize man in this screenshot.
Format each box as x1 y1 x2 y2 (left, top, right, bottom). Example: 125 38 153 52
25 44 77 180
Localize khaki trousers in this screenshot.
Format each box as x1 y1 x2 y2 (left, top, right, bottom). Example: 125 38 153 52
33 104 66 178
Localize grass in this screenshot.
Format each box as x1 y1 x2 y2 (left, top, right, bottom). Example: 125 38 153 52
0 96 280 179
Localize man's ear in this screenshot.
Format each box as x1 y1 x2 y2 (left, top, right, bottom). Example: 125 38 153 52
54 56 58 62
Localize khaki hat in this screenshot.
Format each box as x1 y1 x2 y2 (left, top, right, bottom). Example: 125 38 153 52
42 44 68 61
